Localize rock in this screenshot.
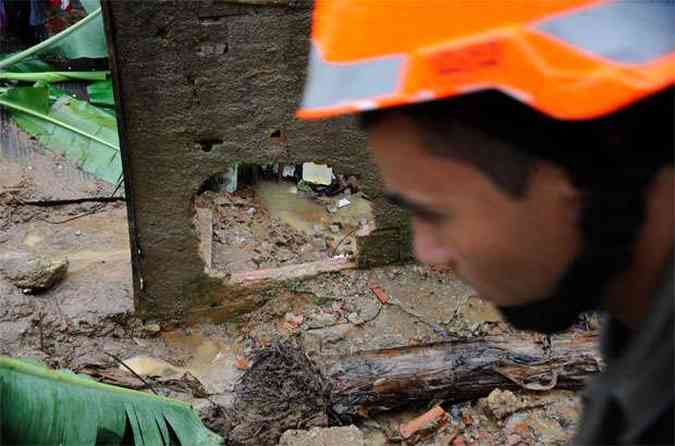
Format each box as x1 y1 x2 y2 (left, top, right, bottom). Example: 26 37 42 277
306 310 338 329
247 207 257 215
328 224 341 234
75 230 82 237
326 206 337 214
302 324 353 354
0 254 68 292
142 322 161 335
279 425 364 446
483 389 522 420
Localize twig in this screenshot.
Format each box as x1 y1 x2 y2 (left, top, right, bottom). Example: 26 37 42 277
331 227 359 257
39 174 124 224
105 352 159 395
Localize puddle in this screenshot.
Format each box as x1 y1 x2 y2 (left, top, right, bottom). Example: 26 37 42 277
162 331 226 376
119 356 185 378
255 180 374 236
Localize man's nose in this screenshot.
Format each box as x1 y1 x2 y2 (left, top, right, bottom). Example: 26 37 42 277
412 219 455 266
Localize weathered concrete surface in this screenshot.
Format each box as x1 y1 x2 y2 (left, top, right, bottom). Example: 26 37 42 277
103 1 410 320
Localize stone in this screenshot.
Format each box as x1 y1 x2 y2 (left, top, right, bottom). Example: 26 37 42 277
0 253 68 292
302 162 333 186
483 389 522 420
143 323 161 334
278 425 364 446
328 224 341 234
306 310 338 329
326 206 337 214
75 230 82 236
247 207 257 215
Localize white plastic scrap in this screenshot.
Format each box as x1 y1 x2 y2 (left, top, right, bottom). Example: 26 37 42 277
302 162 333 186
337 198 351 208
282 165 296 178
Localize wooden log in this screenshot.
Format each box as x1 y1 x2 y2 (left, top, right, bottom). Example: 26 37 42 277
321 331 602 418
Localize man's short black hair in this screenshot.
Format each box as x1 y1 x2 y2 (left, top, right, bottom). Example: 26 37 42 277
360 88 674 197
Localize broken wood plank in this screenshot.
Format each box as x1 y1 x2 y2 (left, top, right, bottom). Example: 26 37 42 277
230 257 357 285
321 331 601 418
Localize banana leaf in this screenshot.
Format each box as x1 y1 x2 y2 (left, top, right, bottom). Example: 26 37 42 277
0 2 104 71
88 79 115 107
0 54 55 73
0 86 121 184
51 0 108 60
0 356 223 445
0 71 109 82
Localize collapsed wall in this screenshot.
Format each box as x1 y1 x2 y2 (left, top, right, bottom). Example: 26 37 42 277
103 0 411 321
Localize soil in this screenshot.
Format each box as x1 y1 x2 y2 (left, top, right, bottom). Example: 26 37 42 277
0 148 591 445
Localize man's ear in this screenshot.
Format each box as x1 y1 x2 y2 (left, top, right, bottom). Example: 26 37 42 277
535 161 582 203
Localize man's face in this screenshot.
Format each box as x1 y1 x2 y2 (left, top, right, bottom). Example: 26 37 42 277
369 113 582 309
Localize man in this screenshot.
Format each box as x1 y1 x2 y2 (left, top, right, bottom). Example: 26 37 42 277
297 1 674 444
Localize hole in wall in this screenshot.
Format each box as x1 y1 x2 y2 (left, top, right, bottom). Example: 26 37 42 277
195 139 221 152
195 162 375 275
270 129 286 144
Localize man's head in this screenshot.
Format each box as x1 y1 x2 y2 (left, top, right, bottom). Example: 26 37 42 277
362 90 673 333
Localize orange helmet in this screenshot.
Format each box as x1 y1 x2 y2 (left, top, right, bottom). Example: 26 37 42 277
297 0 675 121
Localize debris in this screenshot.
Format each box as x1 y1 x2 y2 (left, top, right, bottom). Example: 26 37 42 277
297 180 313 193
399 404 448 440
284 312 305 329
235 355 251 370
282 165 296 178
302 162 333 186
337 198 351 208
328 224 340 234
482 389 523 420
370 286 390 305
326 206 337 214
279 426 365 446
230 342 331 446
246 207 257 215
0 253 68 292
224 164 238 193
142 322 161 335
305 310 338 329
346 312 362 325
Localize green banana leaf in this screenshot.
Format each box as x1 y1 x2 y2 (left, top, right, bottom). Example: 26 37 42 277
0 71 109 83
0 356 223 445
88 79 115 107
0 54 55 73
0 86 121 184
0 2 105 71
52 0 108 60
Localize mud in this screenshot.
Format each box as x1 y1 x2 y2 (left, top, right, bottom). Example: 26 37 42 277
1 148 587 445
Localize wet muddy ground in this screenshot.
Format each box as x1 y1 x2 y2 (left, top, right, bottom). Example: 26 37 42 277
1 147 593 445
